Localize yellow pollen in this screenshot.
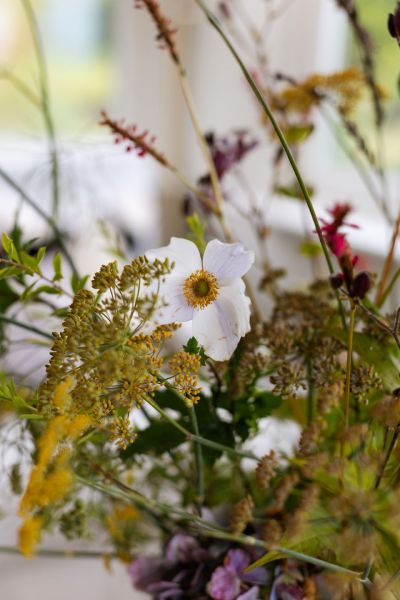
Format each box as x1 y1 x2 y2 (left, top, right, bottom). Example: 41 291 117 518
183 269 219 309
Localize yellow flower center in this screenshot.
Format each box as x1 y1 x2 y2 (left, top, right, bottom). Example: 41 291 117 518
183 269 219 309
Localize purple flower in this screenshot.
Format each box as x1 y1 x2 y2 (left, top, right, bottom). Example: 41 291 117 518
209 566 242 600
209 549 267 600
237 587 260 600
200 131 258 184
128 556 169 592
166 533 206 564
388 2 400 43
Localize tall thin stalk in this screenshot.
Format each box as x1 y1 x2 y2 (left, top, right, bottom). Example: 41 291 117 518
21 0 60 221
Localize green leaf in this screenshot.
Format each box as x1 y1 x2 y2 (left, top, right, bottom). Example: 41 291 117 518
245 549 288 572
283 124 314 145
0 377 31 411
300 240 322 257
52 252 63 281
0 266 24 280
183 336 207 365
2 233 19 262
121 421 186 457
19 251 38 274
275 181 314 201
71 273 89 294
186 213 206 253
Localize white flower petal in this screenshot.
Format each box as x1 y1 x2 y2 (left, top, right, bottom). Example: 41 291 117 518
146 237 201 277
219 279 252 335
203 239 254 282
192 280 251 361
154 276 194 324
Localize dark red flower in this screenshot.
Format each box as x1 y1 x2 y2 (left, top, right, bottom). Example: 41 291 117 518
321 203 371 297
388 2 400 43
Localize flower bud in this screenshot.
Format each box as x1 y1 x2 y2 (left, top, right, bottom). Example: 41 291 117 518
330 273 344 290
388 2 400 43
351 270 371 299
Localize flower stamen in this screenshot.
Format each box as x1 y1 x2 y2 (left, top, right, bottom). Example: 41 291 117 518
183 269 219 309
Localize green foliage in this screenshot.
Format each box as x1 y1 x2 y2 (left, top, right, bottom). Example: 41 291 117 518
186 213 206 253
71 272 89 293
275 180 315 201
183 336 207 365
283 124 314 145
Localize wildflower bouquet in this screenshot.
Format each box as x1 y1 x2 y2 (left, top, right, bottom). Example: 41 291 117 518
2 1 400 599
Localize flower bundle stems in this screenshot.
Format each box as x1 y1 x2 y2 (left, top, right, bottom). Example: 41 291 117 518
0 546 116 559
78 475 368 583
189 405 205 508
193 0 347 328
146 395 257 461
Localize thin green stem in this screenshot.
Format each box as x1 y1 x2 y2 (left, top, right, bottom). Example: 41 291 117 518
198 530 362 577
0 69 42 108
177 69 225 222
146 394 257 461
340 303 356 485
374 422 400 490
0 166 79 277
344 304 356 432
0 546 115 559
194 0 346 329
378 265 400 309
76 475 223 533
306 359 314 426
0 314 53 341
21 0 60 221
78 475 363 580
189 406 205 507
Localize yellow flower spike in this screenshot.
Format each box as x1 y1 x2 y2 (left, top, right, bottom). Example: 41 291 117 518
66 414 92 440
36 467 73 507
18 515 43 557
37 415 68 468
18 466 45 517
52 377 74 411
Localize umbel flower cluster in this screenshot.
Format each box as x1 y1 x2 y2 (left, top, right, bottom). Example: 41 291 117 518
1 0 400 599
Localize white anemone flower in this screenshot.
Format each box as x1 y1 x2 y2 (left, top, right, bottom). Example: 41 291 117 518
146 237 254 361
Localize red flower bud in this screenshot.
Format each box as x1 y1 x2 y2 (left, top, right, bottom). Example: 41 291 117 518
351 271 372 299
388 2 400 43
